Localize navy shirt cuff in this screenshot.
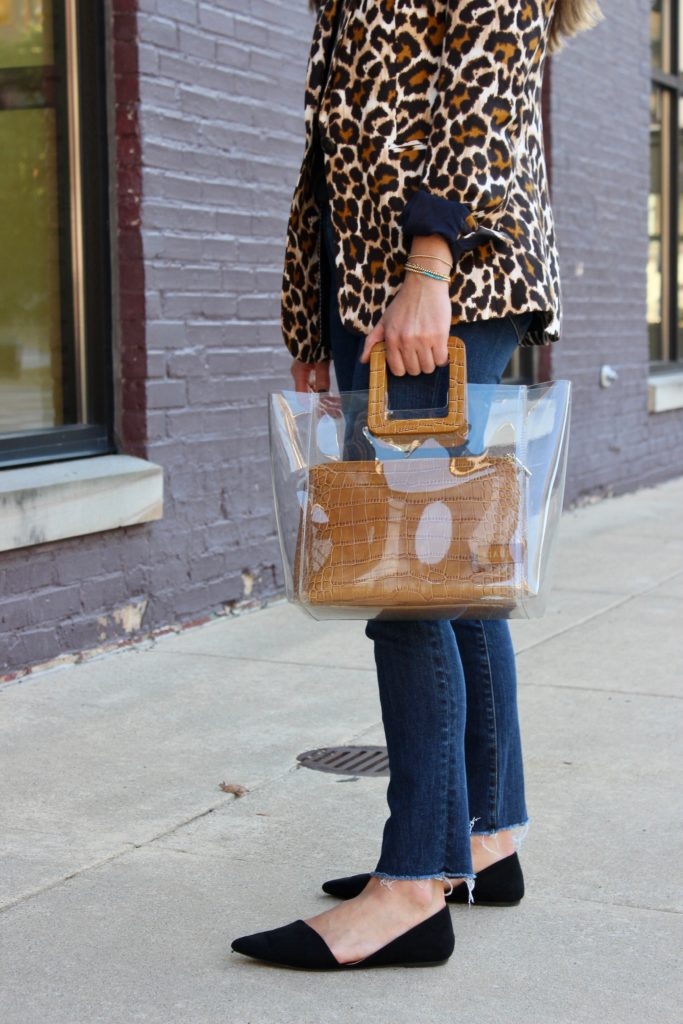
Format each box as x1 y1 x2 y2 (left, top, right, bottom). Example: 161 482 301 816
401 187 507 261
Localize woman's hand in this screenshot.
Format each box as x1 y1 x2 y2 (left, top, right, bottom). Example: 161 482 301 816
291 358 331 393
360 236 453 376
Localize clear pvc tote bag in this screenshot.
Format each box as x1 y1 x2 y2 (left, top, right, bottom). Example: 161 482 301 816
270 338 571 621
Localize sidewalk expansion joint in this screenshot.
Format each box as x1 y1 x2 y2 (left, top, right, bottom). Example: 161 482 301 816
150 650 377 672
522 682 682 700
0 764 306 916
554 894 682 916
0 845 137 917
516 568 683 658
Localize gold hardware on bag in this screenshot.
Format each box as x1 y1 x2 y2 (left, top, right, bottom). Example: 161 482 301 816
449 453 494 477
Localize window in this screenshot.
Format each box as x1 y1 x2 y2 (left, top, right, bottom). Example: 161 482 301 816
649 0 683 365
0 1 112 468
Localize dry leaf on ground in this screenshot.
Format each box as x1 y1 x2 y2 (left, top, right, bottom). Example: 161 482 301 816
218 782 249 797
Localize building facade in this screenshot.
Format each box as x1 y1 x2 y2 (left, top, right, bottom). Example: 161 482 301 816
0 0 681 677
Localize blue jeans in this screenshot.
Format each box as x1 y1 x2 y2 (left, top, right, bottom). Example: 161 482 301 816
321 203 531 880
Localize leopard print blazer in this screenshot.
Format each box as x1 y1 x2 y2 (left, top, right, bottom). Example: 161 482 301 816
282 0 561 363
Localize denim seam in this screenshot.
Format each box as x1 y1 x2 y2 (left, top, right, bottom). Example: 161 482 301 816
432 625 453 880
438 628 472 880
477 622 499 829
442 631 461 879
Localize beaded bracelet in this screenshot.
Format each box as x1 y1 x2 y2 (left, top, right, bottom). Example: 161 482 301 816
404 261 451 283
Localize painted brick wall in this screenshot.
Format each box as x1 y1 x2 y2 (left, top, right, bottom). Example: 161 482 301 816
0 0 156 673
134 0 311 625
550 0 683 501
0 0 312 674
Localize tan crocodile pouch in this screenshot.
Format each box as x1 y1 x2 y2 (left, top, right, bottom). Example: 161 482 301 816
294 337 525 617
297 454 524 616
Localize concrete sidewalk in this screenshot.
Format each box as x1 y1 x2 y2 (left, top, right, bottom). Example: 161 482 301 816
1 479 682 1024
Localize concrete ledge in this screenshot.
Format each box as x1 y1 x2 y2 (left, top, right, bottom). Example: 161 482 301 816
648 369 683 413
0 455 163 553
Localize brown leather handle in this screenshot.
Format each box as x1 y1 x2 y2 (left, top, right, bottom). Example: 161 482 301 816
367 336 468 441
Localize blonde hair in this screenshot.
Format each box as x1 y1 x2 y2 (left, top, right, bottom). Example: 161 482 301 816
548 1 603 53
307 1 603 51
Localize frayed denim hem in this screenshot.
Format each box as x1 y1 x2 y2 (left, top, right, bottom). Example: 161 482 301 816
370 871 475 883
469 818 529 836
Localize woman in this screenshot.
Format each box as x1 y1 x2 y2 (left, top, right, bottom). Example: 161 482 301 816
232 0 601 971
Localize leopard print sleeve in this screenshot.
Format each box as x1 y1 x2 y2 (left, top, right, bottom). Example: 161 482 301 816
282 0 561 361
419 0 551 218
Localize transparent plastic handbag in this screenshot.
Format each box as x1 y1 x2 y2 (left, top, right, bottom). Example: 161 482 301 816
270 339 571 620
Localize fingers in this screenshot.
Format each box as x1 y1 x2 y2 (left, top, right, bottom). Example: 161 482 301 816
291 359 331 394
396 342 421 377
416 347 436 375
433 338 450 368
361 315 447 378
369 337 441 377
360 321 385 364
363 325 439 377
387 332 440 376
314 361 331 393
290 360 312 393
386 344 407 377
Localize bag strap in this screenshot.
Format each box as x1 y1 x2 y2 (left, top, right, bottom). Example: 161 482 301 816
367 336 468 442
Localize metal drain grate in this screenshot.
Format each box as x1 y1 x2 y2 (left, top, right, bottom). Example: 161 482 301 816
297 745 389 777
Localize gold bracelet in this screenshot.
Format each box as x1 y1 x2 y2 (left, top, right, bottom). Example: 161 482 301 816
405 262 451 281
404 262 451 283
409 253 454 270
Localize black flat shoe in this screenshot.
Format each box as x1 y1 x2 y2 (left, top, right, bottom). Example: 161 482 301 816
322 852 525 907
231 905 454 970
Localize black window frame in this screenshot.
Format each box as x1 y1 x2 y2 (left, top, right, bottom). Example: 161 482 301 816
650 0 682 367
0 0 113 469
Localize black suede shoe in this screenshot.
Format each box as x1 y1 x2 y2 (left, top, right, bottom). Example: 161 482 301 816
322 852 524 906
231 905 455 970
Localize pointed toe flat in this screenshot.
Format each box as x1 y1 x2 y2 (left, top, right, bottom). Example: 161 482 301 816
232 919 339 969
322 852 524 907
231 905 454 971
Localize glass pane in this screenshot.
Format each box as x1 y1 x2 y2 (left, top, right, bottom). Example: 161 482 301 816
652 0 662 69
0 0 53 68
0 0 72 434
648 88 665 361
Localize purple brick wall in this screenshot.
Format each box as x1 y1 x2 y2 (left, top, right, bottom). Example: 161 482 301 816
550 0 683 500
136 0 311 625
0 0 312 674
